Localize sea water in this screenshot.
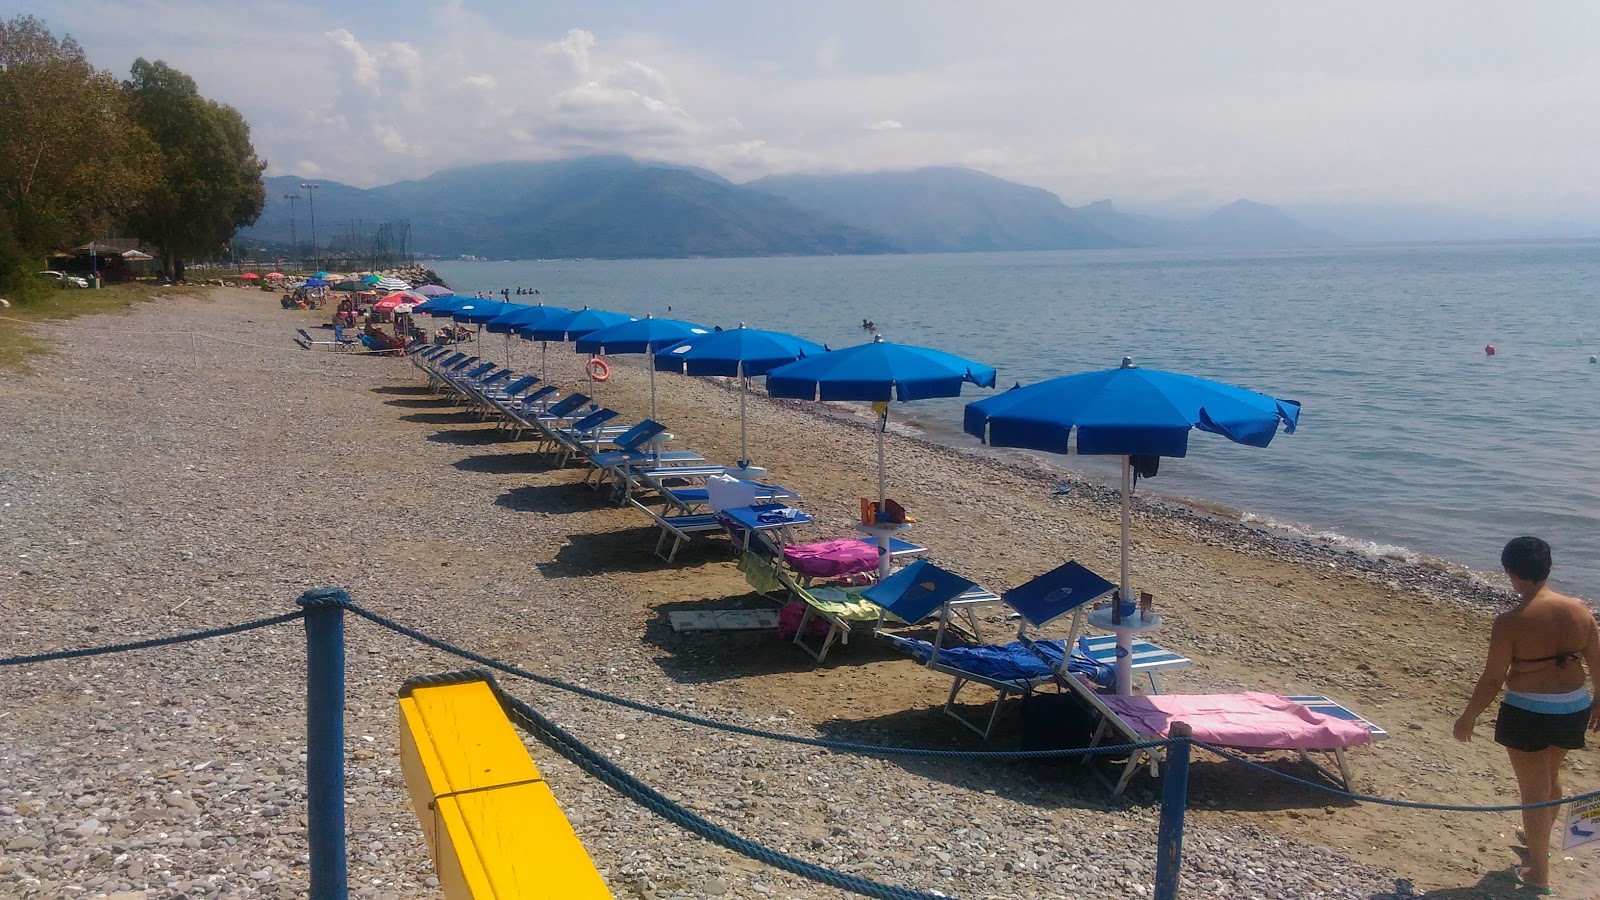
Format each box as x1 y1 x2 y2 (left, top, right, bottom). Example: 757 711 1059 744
432 241 1600 596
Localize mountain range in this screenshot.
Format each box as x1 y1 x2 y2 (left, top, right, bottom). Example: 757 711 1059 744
241 156 1341 259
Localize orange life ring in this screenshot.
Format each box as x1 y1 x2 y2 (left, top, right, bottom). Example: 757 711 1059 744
586 357 611 381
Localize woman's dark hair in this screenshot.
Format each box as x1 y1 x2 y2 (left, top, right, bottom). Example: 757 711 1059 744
1501 536 1552 583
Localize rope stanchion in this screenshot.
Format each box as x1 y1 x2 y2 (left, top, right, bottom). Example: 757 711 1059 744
0 611 306 666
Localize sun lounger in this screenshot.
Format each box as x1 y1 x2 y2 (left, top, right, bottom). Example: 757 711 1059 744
1069 677 1385 794
579 420 671 486
297 327 357 351
626 497 725 562
503 392 590 440
493 385 560 431
541 408 626 462
877 561 1192 739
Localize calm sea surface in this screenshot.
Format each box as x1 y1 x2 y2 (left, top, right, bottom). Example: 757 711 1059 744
432 243 1600 596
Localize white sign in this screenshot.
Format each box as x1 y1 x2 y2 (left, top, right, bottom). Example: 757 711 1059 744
1565 795 1600 851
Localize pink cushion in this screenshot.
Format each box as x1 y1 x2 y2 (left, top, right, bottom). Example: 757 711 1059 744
782 539 880 579
1098 691 1373 750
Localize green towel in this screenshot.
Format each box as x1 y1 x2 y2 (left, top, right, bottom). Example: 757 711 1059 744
805 586 881 622
739 551 783 596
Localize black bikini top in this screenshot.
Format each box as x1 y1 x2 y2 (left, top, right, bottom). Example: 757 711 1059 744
1512 650 1583 669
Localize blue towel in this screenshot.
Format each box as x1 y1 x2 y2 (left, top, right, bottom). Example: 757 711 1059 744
883 635 1115 688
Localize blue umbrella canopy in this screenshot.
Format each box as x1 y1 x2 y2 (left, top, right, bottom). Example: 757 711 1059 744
486 304 570 335
452 299 516 324
768 335 996 536
574 316 711 355
304 277 329 288
766 336 997 402
963 360 1300 457
575 315 713 421
963 358 1301 695
652 324 826 377
421 294 470 316
525 307 635 342
653 324 827 466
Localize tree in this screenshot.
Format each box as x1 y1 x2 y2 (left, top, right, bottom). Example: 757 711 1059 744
123 58 265 280
0 16 155 294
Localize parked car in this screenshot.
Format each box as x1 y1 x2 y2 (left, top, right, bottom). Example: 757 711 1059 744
37 270 89 288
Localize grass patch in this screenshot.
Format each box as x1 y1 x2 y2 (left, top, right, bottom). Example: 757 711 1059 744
0 283 209 372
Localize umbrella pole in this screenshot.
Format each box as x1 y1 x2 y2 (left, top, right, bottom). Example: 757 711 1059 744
878 408 888 507
875 406 892 579
739 371 749 467
1116 454 1134 696
504 333 510 368
648 347 658 422
540 342 547 382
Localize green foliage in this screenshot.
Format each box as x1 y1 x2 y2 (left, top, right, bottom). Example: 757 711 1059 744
122 58 266 276
0 15 157 260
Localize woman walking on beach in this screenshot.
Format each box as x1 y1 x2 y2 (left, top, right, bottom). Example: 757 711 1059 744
1454 536 1600 894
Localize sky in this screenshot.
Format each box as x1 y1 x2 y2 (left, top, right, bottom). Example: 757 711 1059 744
17 0 1600 217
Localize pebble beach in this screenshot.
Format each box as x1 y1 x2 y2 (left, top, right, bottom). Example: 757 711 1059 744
1 287 1596 899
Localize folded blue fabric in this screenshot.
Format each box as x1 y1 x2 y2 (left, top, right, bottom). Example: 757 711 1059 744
882 635 1116 688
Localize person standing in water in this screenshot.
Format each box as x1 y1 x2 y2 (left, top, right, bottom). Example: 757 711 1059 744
1454 536 1599 894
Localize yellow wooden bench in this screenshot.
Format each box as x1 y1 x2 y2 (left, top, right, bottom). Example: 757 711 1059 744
399 674 613 899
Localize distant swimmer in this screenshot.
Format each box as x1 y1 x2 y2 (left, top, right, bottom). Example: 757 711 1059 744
1486 344 1497 356
1591 355 1597 364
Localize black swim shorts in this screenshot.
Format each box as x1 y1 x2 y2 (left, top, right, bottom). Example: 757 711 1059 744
1494 701 1591 753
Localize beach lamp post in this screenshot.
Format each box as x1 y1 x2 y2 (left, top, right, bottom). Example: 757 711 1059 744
282 193 299 269
300 182 319 274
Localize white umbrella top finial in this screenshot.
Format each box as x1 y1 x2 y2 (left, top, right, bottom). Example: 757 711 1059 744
1121 356 1135 369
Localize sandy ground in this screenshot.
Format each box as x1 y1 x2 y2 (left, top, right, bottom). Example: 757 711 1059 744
1 286 1596 899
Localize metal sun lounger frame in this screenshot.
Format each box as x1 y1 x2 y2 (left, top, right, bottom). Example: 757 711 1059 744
1065 673 1389 795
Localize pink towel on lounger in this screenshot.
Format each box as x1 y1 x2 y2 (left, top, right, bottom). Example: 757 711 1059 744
1098 691 1372 750
782 539 879 579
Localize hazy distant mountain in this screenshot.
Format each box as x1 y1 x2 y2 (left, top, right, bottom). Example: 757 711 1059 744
246 157 895 259
1284 202 1600 243
748 167 1121 252
1070 200 1187 246
244 155 1341 259
1190 199 1339 247
1071 198 1338 248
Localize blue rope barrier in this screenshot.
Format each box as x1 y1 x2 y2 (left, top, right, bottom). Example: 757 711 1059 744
5 595 1597 817
1191 741 1600 812
336 598 1167 761
0 611 307 666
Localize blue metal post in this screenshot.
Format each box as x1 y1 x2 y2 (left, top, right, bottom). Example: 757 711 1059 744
299 588 349 899
1154 721 1192 900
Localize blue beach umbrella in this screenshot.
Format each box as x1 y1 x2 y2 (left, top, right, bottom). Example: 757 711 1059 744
653 324 826 466
575 315 713 421
421 294 470 316
525 307 635 342
522 307 635 382
768 334 996 540
486 304 567 335
493 305 574 380
963 357 1300 694
304 277 329 288
450 299 520 361
452 299 516 324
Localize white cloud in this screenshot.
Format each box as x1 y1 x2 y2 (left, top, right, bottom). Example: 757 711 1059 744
19 0 1600 216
